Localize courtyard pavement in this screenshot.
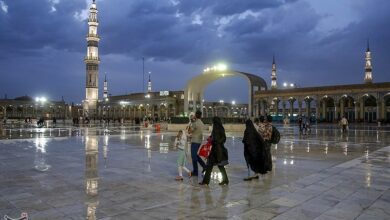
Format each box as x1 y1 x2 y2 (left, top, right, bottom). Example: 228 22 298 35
0 124 389 219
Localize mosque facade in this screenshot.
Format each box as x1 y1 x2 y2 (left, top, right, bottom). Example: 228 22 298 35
254 43 390 123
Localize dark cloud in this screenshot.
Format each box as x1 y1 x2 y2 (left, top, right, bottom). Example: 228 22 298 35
177 0 297 16
0 0 389 102
0 0 85 58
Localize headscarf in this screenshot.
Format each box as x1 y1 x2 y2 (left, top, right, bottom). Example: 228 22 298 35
188 112 195 122
212 116 226 144
243 119 264 146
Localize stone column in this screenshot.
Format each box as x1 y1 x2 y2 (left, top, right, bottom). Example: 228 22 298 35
282 101 286 118
274 100 279 116
322 101 326 120
298 99 302 116
340 98 345 118
289 99 295 118
306 100 311 117
381 98 385 120
360 101 364 121
334 98 339 121
354 102 359 121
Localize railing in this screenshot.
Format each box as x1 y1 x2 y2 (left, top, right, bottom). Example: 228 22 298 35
84 56 100 61
87 34 99 38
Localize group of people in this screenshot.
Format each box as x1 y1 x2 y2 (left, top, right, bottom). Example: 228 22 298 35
174 111 229 185
174 111 276 186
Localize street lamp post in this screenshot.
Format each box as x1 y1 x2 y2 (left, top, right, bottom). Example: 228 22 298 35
35 97 47 119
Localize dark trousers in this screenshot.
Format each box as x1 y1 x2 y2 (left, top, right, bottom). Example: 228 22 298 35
264 141 272 172
202 165 228 184
191 143 206 176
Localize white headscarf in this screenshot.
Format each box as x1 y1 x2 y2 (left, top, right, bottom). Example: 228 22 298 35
189 112 195 121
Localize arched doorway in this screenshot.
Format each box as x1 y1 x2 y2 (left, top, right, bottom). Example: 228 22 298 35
340 95 355 122
362 94 377 122
184 69 267 117
320 96 335 122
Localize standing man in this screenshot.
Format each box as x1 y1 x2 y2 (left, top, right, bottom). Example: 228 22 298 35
190 110 206 176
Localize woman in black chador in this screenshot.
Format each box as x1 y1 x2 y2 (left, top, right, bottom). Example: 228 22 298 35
200 117 229 186
242 119 267 181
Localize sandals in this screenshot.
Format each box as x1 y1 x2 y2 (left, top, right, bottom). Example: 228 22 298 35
219 181 229 186
175 176 184 181
243 175 259 181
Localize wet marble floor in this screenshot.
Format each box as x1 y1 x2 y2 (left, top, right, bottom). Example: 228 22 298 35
0 125 389 220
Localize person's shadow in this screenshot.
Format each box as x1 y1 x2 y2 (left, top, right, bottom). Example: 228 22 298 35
201 186 229 219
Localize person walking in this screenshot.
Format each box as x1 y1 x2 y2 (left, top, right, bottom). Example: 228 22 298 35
52 117 57 127
174 130 192 181
189 110 206 176
258 115 273 172
341 116 348 133
298 116 303 135
200 117 229 186
242 119 267 181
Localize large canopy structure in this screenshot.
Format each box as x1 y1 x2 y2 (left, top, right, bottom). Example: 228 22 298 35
184 69 268 117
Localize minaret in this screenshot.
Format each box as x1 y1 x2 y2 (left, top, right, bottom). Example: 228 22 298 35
364 40 373 83
271 55 277 89
83 0 100 117
103 74 108 101
147 72 152 92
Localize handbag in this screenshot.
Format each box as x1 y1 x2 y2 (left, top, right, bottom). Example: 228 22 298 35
197 137 212 163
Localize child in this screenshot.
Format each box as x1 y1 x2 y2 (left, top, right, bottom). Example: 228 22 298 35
175 130 192 180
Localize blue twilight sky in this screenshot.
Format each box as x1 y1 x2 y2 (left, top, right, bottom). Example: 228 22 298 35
0 0 389 103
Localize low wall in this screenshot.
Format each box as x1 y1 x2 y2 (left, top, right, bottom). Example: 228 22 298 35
167 123 245 132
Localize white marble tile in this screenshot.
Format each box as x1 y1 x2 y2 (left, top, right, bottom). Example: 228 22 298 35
0 125 389 219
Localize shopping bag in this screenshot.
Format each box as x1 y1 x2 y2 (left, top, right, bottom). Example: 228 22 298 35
197 137 212 163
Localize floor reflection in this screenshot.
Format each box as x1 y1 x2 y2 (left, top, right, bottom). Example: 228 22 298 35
0 124 389 219
34 135 50 172
85 129 99 220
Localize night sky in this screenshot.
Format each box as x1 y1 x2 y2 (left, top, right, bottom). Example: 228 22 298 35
0 0 389 103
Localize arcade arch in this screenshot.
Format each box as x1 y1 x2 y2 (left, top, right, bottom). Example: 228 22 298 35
184 70 267 117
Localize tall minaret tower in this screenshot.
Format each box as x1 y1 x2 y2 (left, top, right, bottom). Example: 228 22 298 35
103 74 108 101
364 40 373 84
147 72 152 92
271 56 277 90
83 0 100 117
